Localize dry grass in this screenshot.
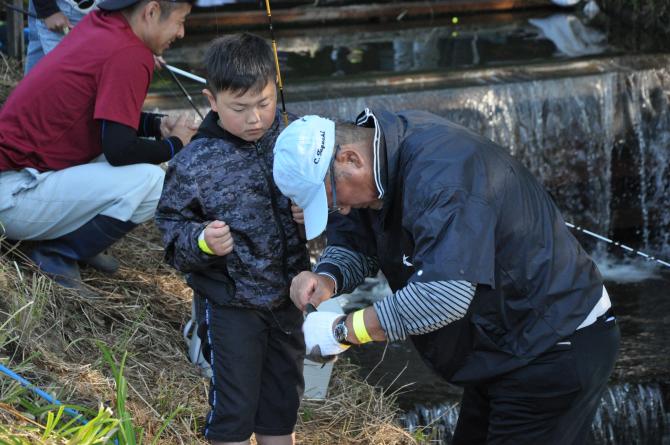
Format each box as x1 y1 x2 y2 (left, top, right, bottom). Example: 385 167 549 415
0 223 416 444
297 363 415 445
0 53 22 104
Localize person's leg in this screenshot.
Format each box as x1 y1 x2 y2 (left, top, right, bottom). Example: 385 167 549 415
203 302 267 444
0 162 164 241
26 214 136 288
210 441 248 445
24 0 45 74
551 315 620 445
254 304 305 445
485 348 582 445
0 163 163 290
484 314 619 445
255 434 293 445
452 384 491 445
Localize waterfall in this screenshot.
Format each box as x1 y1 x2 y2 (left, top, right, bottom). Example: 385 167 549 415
288 56 670 255
400 383 668 444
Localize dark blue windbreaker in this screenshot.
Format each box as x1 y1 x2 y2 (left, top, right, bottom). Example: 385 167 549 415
319 108 604 382
155 110 310 309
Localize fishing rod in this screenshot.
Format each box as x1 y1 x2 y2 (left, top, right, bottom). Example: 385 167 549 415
165 63 206 84
565 222 670 268
263 0 289 126
262 0 307 240
160 61 204 120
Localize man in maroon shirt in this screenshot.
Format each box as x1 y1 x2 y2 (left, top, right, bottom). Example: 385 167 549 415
0 0 197 295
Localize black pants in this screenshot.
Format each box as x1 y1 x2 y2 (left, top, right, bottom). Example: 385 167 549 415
453 314 620 445
202 301 305 442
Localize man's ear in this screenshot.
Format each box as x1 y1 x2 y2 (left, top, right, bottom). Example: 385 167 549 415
337 145 365 168
144 0 161 21
202 89 218 113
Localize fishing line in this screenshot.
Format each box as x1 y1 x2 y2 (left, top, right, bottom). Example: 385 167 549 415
565 222 670 268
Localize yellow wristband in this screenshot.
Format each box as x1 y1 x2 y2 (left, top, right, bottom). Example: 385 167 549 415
353 309 372 344
198 236 214 255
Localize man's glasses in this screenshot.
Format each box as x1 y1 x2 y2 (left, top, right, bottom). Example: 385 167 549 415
328 145 340 214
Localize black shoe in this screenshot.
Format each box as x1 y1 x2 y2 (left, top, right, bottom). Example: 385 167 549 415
29 250 100 298
27 215 136 294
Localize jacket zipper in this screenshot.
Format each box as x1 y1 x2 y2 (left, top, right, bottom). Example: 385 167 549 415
254 142 290 286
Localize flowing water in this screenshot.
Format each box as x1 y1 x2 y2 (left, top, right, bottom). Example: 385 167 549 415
153 5 670 443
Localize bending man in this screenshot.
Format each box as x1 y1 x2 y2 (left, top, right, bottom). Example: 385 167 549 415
273 110 619 444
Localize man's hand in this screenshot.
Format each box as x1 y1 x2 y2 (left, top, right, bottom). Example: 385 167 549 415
290 271 336 311
153 55 166 70
162 113 198 146
303 311 350 358
44 12 72 33
203 221 234 256
291 203 305 225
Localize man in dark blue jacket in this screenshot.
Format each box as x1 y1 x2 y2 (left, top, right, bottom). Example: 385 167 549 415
273 109 620 444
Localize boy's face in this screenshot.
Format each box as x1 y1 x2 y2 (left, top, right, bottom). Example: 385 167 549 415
204 81 277 142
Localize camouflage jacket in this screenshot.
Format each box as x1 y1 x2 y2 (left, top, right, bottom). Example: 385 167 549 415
155 109 310 309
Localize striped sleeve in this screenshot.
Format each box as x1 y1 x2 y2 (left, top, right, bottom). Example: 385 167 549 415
373 280 476 342
314 246 380 295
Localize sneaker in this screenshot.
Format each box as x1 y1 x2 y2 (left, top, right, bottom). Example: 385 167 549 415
183 298 213 379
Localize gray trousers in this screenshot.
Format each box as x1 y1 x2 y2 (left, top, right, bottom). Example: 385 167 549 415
0 156 164 240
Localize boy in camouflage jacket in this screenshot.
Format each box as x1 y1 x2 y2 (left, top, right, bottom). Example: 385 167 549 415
155 33 310 445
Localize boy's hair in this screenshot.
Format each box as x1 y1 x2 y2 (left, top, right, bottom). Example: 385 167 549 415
204 33 277 96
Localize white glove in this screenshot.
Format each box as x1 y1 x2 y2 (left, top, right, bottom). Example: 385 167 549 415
303 311 350 357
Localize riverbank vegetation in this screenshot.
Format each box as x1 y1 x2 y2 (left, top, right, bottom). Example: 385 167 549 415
1 52 21 102
0 218 415 443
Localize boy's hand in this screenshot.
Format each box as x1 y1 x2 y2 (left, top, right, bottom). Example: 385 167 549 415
204 221 234 256
163 113 198 146
290 271 335 311
291 203 305 225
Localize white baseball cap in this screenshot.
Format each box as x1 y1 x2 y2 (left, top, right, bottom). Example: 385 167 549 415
273 116 335 240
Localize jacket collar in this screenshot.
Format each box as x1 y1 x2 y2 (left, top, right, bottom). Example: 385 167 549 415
193 109 283 148
354 107 405 220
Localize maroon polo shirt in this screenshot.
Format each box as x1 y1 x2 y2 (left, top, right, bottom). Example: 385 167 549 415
0 10 154 172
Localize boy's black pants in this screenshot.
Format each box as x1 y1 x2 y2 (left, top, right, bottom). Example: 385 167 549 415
453 313 620 445
201 300 305 442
